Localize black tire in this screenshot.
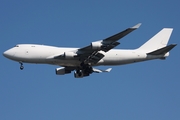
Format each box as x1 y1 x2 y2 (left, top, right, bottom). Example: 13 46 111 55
20 66 24 70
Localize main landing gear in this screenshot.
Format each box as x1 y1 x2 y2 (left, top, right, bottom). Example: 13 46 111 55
19 62 24 70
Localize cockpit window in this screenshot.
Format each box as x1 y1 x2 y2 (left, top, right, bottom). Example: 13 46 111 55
15 45 19 47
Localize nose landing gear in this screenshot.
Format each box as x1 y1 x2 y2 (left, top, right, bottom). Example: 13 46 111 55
19 62 24 70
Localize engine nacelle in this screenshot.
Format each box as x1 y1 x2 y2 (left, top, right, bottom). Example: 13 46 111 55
91 41 103 50
56 67 71 75
64 52 77 59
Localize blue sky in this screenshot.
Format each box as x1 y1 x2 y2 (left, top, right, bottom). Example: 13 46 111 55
1 0 180 120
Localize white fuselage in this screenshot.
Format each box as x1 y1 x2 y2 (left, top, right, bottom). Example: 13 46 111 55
3 44 168 67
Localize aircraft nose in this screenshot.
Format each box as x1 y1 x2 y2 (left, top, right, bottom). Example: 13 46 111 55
3 50 9 57
3 49 15 59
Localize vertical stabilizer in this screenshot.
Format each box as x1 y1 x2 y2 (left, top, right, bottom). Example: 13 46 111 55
138 28 173 51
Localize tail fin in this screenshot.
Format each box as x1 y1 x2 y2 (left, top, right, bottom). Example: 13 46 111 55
138 28 173 51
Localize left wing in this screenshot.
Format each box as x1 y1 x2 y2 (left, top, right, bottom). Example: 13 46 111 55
93 68 112 73
77 23 141 65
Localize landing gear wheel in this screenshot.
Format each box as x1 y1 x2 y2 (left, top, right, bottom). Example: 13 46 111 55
20 66 24 70
77 69 82 76
19 62 24 70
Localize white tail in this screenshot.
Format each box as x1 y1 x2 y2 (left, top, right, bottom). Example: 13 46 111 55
138 28 173 51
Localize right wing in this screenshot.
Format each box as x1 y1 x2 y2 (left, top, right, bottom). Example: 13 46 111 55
77 23 141 64
54 23 141 65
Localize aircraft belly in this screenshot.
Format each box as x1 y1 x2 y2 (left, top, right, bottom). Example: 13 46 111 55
46 59 80 67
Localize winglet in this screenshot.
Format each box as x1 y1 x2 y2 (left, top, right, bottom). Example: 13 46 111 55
131 23 142 29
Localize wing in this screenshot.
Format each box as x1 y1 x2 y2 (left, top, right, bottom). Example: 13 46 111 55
77 23 141 64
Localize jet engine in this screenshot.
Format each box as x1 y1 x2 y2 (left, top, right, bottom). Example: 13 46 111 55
63 52 77 59
91 41 103 50
56 67 71 75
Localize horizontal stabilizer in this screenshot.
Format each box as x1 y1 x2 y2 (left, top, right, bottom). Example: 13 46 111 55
147 44 177 55
93 68 112 73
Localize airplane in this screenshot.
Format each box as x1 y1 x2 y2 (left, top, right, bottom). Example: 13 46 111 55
3 23 177 78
